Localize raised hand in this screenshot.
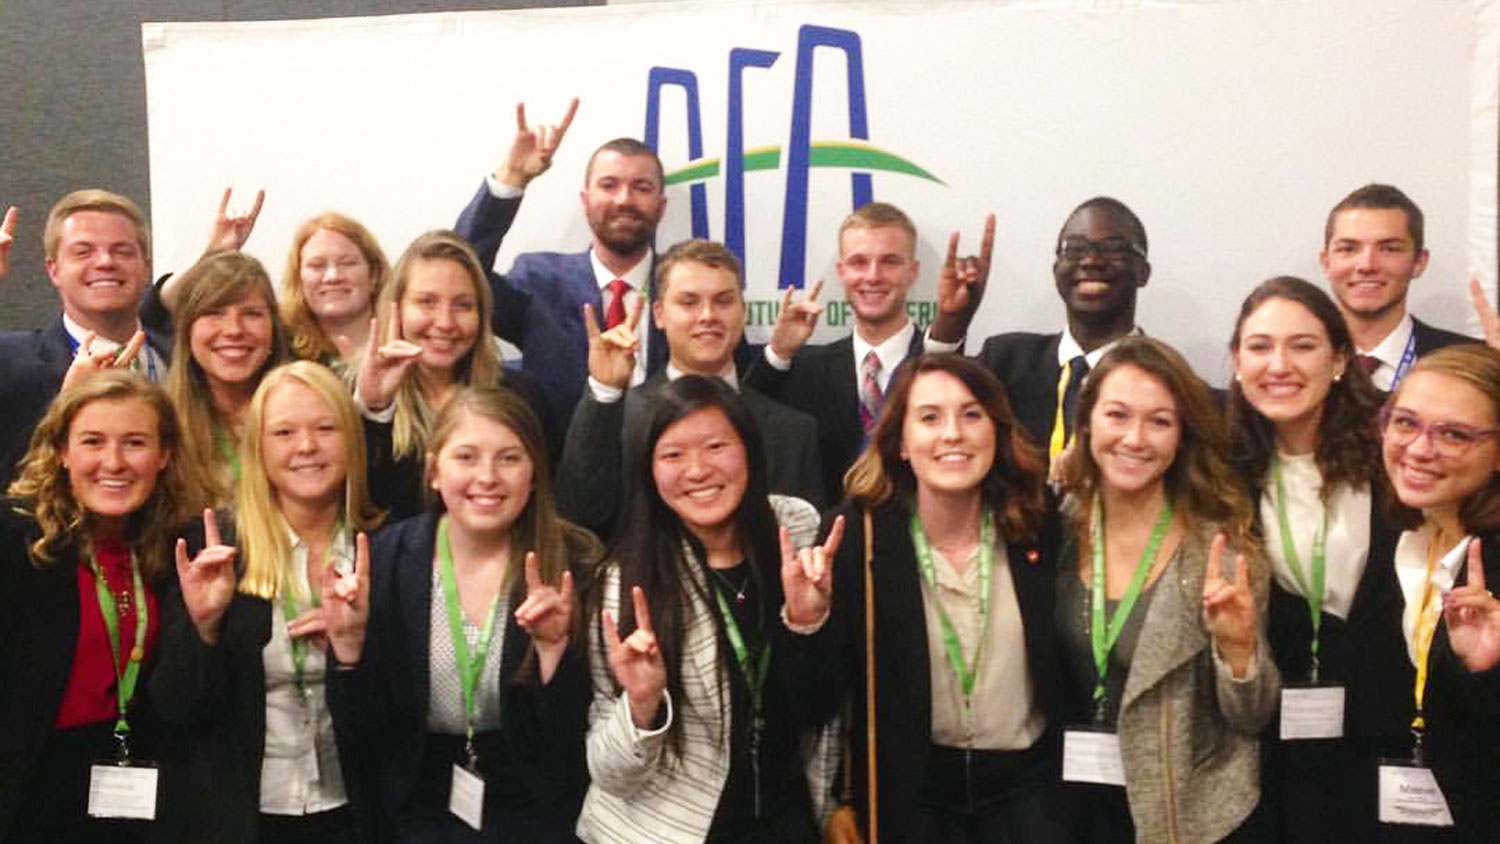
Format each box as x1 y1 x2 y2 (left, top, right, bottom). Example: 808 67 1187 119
928 214 996 344
0 206 16 279
355 311 423 411
1468 277 1500 351
204 187 265 254
1202 533 1258 677
61 330 147 392
516 551 576 684
583 297 641 391
322 531 371 666
175 509 238 645
781 515 843 627
768 279 824 360
495 98 580 189
602 586 667 728
1443 538 1500 673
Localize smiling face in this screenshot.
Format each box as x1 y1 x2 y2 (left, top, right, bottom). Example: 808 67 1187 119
1234 297 1345 444
1088 364 1181 497
63 397 170 531
900 370 997 499
1053 205 1149 323
581 150 666 258
399 257 481 375
1321 207 1429 324
838 224 918 332
188 288 275 390
652 406 749 539
653 260 745 376
431 410 534 538
299 228 375 324
260 379 347 514
46 210 150 331
1383 370 1500 516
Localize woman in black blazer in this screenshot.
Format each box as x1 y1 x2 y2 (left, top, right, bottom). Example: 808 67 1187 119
330 384 598 843
1226 277 1415 842
152 361 383 844
1377 344 1500 843
0 371 197 843
782 353 1067 844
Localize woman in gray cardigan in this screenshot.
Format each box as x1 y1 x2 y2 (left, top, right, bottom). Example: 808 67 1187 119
1054 337 1280 844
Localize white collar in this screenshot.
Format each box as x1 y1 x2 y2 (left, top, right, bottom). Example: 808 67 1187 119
1056 325 1141 368
62 312 145 353
667 361 739 392
590 248 654 294
852 320 915 373
1362 311 1415 365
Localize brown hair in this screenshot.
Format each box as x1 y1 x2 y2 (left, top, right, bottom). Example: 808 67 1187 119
1393 344 1500 533
653 238 744 299
844 353 1046 543
838 202 916 257
1325 183 1424 253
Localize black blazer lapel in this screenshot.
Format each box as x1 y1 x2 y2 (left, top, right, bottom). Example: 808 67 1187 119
397 515 439 714
870 507 933 733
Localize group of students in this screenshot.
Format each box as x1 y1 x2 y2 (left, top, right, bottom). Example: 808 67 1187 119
1 123 1500 844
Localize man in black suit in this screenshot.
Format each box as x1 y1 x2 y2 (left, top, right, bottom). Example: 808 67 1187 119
928 197 1150 469
744 203 935 504
0 190 171 486
1321 183 1472 391
556 238 823 535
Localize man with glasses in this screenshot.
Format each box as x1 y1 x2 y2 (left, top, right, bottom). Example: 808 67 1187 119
927 196 1149 471
1321 183 1471 391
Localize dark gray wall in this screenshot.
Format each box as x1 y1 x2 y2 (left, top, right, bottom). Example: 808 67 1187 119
0 0 590 330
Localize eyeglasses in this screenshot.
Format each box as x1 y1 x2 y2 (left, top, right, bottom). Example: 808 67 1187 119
1380 406 1500 457
1056 237 1146 263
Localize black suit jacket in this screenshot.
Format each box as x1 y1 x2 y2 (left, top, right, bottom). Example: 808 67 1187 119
782 500 1060 841
975 331 1063 455
1411 316 1475 358
743 330 924 505
149 519 375 844
0 508 168 841
0 314 172 490
327 513 592 839
555 372 824 536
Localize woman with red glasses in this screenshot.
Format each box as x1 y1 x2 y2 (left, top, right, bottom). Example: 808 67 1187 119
1379 343 1500 842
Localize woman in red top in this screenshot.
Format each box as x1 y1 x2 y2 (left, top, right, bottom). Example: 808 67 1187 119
0 371 198 843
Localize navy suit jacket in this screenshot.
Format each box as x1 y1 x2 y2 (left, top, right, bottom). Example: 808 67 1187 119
1411 315 1475 358
454 183 669 429
0 314 171 490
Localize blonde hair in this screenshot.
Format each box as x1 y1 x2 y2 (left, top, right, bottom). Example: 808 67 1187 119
235 361 383 599
167 251 290 505
7 371 198 582
1395 344 1500 534
280 213 390 362
44 189 151 262
377 230 501 459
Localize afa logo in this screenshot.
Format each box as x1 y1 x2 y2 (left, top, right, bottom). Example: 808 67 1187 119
643 23 942 325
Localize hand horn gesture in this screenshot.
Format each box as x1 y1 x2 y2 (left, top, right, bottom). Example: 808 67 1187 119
781 515 843 627
602 585 667 728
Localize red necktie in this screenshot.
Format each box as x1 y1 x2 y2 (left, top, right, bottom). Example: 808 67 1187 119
605 278 628 330
1357 354 1380 374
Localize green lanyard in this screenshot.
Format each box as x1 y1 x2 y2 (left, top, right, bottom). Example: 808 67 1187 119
910 510 995 713
215 427 241 483
711 583 772 731
1089 495 1173 720
1272 460 1328 684
437 517 502 767
88 552 148 744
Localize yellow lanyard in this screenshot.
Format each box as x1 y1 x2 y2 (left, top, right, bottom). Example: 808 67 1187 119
1409 531 1450 761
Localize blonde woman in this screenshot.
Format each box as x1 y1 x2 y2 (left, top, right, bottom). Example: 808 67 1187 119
280 212 390 368
0 372 197 843
357 229 556 520
151 361 380 844
166 251 289 505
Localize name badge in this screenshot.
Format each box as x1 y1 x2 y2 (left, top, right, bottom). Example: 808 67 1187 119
449 763 485 831
88 763 158 820
1279 685 1345 740
1063 727 1126 786
1378 762 1454 827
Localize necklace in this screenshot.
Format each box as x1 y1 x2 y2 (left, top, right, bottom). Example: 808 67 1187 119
708 564 750 606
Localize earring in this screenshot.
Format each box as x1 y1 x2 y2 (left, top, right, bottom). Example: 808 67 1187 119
1334 370 1344 382
1234 372 1242 383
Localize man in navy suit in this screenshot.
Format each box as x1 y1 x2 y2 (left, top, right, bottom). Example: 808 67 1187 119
454 100 674 429
928 197 1150 472
0 190 171 487
1321 183 1473 391
745 203 936 504
556 239 823 536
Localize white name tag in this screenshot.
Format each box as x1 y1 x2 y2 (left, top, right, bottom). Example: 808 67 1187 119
449 763 485 831
1063 728 1126 786
87 764 158 820
1279 686 1345 740
1378 763 1454 827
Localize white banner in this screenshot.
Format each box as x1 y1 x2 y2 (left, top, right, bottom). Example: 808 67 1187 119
143 0 1498 383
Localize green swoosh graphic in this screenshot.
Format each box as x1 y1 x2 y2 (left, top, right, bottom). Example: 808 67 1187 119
664 142 943 186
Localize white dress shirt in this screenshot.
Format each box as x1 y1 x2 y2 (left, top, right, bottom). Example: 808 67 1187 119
1358 312 1415 392
63 313 165 383
1393 524 1471 666
1259 455 1371 620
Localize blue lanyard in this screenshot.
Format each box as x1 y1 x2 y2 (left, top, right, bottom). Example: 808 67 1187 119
1389 330 1418 390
